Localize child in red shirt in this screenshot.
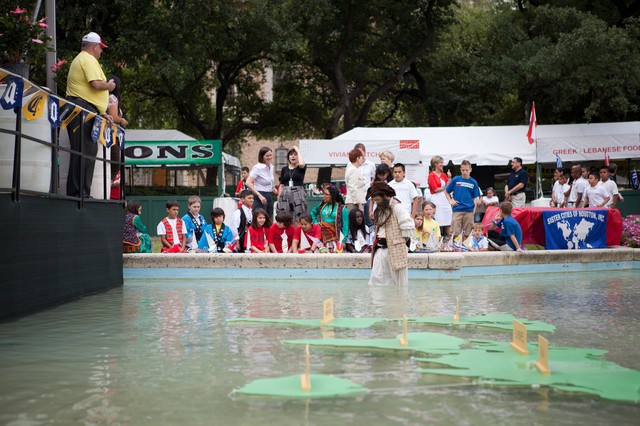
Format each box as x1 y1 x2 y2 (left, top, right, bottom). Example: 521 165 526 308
245 208 271 253
268 211 295 253
292 213 322 253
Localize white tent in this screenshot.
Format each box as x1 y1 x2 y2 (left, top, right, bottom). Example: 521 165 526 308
333 122 640 166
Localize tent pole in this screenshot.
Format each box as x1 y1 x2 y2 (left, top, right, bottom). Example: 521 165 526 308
218 163 225 197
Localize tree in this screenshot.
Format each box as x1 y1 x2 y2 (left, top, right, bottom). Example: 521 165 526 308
271 0 454 139
404 1 640 126
114 0 295 149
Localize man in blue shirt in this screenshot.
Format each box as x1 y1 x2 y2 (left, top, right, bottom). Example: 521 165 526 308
488 201 523 252
505 157 528 207
445 160 481 239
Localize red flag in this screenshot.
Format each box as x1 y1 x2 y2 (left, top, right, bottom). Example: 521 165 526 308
526 102 537 145
604 151 610 167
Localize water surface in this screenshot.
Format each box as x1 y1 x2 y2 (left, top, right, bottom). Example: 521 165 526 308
1 271 639 425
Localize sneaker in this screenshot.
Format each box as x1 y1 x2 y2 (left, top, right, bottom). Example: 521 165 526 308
487 239 502 250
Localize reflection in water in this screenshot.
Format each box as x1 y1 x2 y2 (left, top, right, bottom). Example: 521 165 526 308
0 271 639 425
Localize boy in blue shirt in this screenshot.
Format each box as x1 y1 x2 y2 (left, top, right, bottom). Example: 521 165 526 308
488 201 523 252
445 160 481 239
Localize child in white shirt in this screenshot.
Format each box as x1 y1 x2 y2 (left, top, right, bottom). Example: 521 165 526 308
475 187 499 222
551 172 570 207
464 223 489 251
584 172 610 207
599 166 621 208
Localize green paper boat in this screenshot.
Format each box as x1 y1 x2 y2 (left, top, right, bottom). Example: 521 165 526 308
284 332 466 355
227 313 555 332
402 313 556 333
227 317 387 329
415 339 640 403
235 374 367 398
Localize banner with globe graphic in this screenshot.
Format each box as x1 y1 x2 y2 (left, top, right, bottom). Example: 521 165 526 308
543 210 608 250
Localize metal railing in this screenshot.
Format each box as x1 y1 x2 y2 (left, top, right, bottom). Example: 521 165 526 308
0 68 125 209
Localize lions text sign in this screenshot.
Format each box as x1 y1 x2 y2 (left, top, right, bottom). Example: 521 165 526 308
124 140 222 166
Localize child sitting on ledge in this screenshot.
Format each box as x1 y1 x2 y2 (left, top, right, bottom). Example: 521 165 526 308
157 200 186 253
487 201 523 252
198 208 234 253
464 223 489 252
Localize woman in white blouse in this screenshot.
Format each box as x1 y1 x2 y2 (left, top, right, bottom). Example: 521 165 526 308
345 148 366 212
246 146 277 219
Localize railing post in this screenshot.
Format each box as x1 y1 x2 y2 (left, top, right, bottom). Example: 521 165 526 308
102 144 107 200
79 111 85 209
11 105 22 203
50 127 58 194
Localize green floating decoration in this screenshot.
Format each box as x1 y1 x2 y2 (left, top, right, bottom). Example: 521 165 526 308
227 317 387 329
405 313 556 333
235 374 367 398
415 340 640 403
227 313 555 332
285 332 465 355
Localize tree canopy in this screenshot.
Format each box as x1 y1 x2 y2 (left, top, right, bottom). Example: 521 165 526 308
46 0 640 145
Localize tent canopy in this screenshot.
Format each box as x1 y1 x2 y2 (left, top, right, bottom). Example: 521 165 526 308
332 122 640 166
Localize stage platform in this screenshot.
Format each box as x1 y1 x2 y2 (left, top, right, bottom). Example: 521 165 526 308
2 194 124 320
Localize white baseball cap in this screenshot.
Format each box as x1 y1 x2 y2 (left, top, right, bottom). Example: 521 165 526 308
82 32 108 48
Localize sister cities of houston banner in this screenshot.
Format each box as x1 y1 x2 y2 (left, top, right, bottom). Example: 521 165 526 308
543 209 607 250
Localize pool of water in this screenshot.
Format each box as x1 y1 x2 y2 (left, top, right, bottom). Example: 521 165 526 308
1 271 639 425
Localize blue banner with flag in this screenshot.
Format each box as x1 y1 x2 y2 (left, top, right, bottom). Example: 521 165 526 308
0 76 24 110
543 210 607 250
116 127 125 150
555 154 562 169
91 116 104 144
47 96 60 127
632 169 639 190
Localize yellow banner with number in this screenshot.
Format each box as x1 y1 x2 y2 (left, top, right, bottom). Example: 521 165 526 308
23 92 46 121
61 106 82 129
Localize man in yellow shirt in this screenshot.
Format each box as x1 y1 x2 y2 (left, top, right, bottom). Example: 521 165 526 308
65 32 115 198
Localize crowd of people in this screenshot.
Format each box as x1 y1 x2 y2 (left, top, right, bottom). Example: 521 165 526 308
122 141 624 257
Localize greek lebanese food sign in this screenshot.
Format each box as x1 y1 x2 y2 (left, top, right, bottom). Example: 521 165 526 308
124 140 222 166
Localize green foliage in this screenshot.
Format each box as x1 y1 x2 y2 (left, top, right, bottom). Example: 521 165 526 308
271 0 455 138
48 0 640 147
113 0 295 147
408 1 640 126
0 2 52 64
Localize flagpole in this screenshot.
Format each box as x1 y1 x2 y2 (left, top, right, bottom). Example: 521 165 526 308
536 137 542 199
45 0 57 93
527 101 542 200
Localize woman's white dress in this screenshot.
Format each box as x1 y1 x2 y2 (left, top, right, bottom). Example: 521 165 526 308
368 202 415 286
430 174 452 227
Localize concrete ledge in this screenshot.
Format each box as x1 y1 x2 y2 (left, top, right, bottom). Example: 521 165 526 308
124 248 639 271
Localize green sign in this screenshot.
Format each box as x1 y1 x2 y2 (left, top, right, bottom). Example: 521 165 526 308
124 140 222 166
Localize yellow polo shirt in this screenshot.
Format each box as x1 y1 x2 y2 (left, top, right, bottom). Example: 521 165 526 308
66 51 109 114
